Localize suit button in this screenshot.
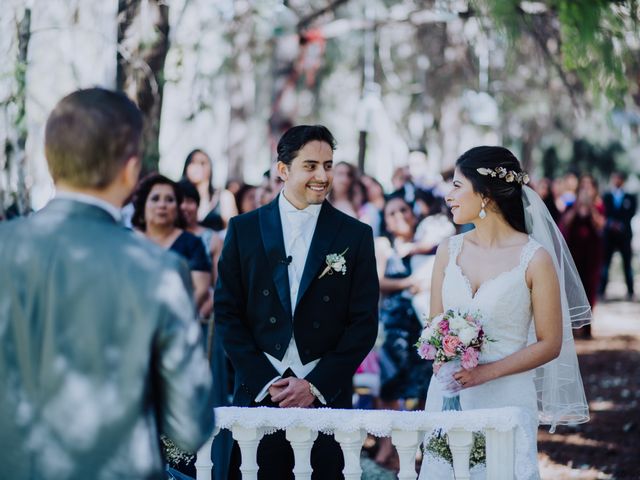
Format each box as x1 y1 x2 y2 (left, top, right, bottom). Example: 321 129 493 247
269 316 277 324
263 289 270 296
322 295 330 302
313 321 320 329
275 343 281 351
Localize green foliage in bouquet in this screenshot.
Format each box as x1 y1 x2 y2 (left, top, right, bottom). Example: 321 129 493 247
423 431 486 468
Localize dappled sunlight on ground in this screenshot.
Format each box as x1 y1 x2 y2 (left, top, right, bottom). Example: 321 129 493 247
537 296 640 480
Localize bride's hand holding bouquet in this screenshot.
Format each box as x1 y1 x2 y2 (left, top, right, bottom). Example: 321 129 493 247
416 308 493 467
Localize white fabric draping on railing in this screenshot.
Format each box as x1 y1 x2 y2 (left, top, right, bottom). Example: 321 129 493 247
213 405 528 438
197 406 528 480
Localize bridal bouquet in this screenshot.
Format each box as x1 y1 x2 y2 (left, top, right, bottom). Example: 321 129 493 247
416 308 491 467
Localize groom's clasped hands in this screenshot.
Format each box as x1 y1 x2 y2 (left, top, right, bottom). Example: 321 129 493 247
269 377 316 408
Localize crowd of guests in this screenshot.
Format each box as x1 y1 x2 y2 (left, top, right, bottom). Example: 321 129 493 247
538 171 637 337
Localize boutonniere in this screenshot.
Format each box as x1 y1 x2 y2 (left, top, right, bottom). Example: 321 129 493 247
318 247 349 279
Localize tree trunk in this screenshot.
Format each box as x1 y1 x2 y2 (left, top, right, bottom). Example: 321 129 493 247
520 121 542 173
357 130 367 172
2 7 31 217
116 0 169 174
225 10 256 180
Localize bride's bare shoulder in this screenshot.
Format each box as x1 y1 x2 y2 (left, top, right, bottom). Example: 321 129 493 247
435 236 451 254
526 246 557 285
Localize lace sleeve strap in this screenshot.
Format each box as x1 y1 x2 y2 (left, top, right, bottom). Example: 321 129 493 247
519 238 542 272
447 234 464 266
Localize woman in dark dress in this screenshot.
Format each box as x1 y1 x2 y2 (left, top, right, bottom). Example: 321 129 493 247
132 174 212 311
560 174 605 338
374 195 432 465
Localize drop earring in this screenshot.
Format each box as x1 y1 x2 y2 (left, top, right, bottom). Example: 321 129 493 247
479 201 487 219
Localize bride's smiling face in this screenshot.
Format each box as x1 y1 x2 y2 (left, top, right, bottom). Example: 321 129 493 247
447 168 484 225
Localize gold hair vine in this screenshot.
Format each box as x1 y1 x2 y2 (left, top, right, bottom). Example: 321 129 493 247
476 166 530 185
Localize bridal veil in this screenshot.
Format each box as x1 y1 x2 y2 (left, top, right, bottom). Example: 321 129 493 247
522 185 591 432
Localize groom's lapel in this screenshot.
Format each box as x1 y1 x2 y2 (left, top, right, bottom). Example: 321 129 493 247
296 201 344 306
259 198 292 320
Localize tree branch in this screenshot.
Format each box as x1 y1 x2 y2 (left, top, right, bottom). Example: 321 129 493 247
297 0 350 33
516 6 583 112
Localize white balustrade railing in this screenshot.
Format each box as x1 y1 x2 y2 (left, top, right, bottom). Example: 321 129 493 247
195 406 526 480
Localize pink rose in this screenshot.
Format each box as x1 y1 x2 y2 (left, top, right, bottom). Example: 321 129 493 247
461 348 479 370
439 319 450 334
442 335 461 357
418 343 437 360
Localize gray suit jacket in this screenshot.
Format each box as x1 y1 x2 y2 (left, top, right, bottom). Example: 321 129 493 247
0 199 214 479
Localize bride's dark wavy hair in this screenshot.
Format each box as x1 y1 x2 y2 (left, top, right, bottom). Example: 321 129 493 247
456 146 527 233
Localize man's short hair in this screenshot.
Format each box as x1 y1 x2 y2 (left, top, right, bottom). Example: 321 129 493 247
276 125 336 166
45 88 142 189
612 171 628 182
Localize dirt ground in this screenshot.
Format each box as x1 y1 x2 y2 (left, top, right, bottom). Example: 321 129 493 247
537 300 640 480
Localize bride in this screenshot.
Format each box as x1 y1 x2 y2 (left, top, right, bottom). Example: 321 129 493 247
419 146 590 480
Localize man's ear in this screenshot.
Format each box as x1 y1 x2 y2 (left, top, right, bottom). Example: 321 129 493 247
276 161 289 182
122 155 142 192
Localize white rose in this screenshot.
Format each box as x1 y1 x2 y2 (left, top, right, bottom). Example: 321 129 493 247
458 325 477 346
449 315 467 332
332 260 345 271
422 324 434 340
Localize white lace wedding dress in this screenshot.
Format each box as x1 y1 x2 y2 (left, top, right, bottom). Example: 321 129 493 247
418 233 542 480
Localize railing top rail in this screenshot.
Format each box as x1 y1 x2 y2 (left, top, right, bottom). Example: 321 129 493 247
213 406 527 437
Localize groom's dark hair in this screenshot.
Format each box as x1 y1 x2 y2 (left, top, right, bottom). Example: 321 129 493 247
456 146 527 234
276 125 336 166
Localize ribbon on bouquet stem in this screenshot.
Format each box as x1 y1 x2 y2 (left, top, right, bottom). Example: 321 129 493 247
436 359 463 411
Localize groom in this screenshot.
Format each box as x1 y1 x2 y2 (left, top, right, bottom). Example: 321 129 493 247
214 125 379 479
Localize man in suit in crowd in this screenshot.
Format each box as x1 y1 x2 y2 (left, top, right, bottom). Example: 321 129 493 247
215 125 379 479
599 171 637 300
0 88 214 479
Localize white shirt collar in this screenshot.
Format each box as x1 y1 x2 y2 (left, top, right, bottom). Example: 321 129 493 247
55 190 122 222
278 190 322 218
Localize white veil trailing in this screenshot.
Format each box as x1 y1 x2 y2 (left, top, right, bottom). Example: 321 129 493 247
522 185 591 432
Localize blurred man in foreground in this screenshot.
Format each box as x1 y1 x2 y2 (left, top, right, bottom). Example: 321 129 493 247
0 88 214 479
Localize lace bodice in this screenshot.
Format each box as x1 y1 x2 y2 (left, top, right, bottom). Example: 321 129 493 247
443 233 542 363
420 233 544 480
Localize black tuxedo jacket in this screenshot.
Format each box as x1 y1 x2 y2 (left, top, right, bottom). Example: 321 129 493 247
603 190 637 239
214 197 379 408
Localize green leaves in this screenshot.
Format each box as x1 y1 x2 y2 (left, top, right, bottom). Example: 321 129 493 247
477 0 639 106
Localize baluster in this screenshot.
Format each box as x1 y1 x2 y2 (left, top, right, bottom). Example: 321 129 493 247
485 427 515 480
334 429 366 480
285 426 319 480
195 426 219 480
231 425 265 480
391 429 422 480
447 428 473 480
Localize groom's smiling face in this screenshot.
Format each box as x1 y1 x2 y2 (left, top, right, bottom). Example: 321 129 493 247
277 140 334 209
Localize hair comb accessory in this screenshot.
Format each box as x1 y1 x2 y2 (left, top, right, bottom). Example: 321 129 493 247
477 167 530 185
